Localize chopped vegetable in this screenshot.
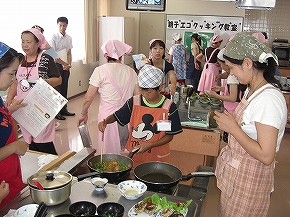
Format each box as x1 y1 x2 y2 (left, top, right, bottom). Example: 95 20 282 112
89 158 130 172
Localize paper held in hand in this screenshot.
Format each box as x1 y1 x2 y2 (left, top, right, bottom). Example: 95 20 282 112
12 78 68 138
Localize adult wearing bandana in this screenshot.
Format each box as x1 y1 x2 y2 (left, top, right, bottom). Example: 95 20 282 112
6 29 62 155
0 42 28 207
214 33 287 217
78 40 139 154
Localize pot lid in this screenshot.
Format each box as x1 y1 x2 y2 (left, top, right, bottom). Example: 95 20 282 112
27 171 72 189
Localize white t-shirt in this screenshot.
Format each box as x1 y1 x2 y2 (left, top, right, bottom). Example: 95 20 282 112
227 75 239 85
241 84 287 152
89 63 138 105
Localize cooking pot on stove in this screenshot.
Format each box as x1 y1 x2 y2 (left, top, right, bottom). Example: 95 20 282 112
28 170 108 206
27 171 73 206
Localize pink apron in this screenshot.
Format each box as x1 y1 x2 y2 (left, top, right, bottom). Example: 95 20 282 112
197 48 219 93
97 65 133 154
221 79 239 114
16 53 55 144
215 86 276 217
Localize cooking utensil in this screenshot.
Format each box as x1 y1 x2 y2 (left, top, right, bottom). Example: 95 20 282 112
33 180 44 190
84 148 139 183
133 161 214 192
101 129 104 163
78 123 92 147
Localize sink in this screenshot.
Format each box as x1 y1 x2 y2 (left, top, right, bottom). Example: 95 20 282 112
177 101 220 129
181 121 208 128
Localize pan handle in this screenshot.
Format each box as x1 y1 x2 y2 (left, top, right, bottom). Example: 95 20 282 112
77 171 101 182
181 171 215 180
127 147 140 159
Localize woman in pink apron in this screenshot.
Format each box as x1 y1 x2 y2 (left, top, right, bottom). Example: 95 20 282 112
214 33 287 217
6 29 61 155
0 42 29 207
197 34 223 94
78 40 139 154
98 65 183 166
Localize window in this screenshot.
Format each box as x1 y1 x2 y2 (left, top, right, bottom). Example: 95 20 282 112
1 0 84 61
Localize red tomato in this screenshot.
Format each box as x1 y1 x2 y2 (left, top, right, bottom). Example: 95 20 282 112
175 201 180 206
147 200 152 205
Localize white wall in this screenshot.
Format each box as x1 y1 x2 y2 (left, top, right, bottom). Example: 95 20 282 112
68 61 98 98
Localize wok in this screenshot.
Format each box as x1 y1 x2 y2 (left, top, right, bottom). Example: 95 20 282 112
80 148 139 182
133 161 214 192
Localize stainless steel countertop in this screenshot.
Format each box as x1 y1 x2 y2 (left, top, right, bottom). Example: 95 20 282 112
0 180 199 217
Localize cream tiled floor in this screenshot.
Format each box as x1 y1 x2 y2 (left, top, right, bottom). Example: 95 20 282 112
55 94 290 217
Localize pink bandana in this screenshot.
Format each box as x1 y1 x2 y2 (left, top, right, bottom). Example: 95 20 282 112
149 38 165 46
27 28 47 50
101 40 132 59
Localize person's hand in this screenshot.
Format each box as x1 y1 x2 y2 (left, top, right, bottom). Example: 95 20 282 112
136 143 152 154
78 113 88 126
213 110 238 133
0 181 10 203
8 99 27 114
215 74 221 82
211 85 222 92
12 141 29 156
63 64 71 71
98 119 107 133
206 90 218 98
194 62 200 70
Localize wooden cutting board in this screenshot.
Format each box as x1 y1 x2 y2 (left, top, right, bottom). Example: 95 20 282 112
38 151 76 172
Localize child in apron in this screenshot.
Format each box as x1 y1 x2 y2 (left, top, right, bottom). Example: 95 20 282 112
197 34 223 94
98 65 183 166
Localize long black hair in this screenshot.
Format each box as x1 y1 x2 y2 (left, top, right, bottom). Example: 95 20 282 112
191 33 202 52
223 55 281 89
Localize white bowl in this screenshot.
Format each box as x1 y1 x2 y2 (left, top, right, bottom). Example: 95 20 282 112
14 204 39 217
117 180 147 200
91 177 108 191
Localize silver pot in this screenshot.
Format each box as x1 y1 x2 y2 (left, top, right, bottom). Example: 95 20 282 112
27 171 72 206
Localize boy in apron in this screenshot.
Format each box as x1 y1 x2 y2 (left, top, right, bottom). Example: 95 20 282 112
98 65 183 166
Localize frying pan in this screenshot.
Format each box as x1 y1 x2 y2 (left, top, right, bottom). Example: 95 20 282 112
133 161 214 192
80 148 140 183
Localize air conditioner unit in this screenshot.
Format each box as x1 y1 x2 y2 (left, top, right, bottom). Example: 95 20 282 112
235 0 276 10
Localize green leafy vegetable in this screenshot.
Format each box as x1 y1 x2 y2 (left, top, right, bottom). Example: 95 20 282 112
142 193 192 214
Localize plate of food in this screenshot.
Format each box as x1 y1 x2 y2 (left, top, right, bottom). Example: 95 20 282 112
128 193 191 217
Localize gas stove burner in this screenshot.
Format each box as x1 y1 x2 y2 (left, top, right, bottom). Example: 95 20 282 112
146 184 179 196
